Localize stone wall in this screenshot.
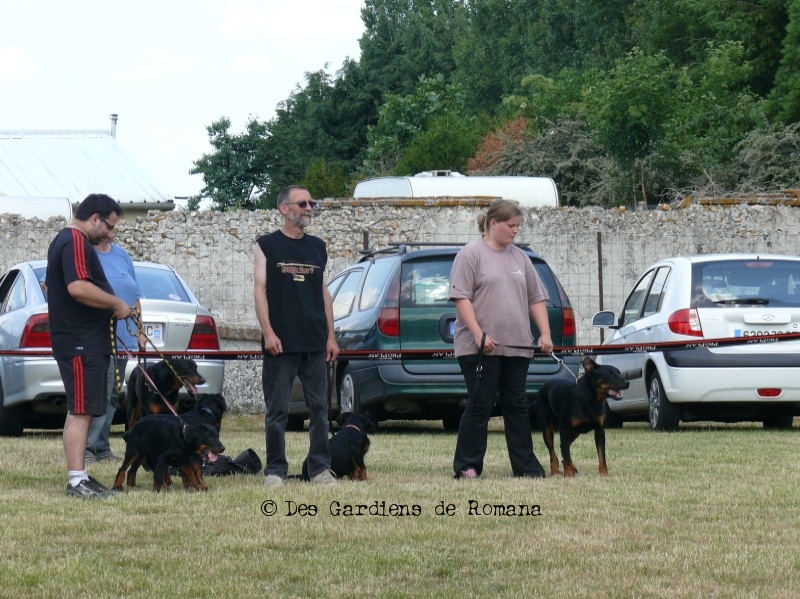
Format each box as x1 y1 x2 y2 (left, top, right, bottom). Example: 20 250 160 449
3 199 799 413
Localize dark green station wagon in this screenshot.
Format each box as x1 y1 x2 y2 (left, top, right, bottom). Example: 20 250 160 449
289 243 579 431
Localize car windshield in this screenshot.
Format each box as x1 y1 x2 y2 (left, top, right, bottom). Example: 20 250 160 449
399 255 561 307
134 266 191 302
36 265 192 303
691 259 800 307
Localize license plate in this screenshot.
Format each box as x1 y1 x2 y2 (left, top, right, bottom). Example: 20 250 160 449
737 329 791 337
142 323 163 341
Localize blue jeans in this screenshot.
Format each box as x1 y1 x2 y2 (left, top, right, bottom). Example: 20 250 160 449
262 352 331 478
86 357 126 459
453 354 544 477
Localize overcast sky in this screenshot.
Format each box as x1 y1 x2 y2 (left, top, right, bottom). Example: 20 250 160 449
0 0 365 198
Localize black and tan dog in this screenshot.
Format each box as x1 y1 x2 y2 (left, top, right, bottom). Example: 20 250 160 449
530 357 629 477
301 412 376 481
112 414 224 492
179 393 227 433
125 358 205 429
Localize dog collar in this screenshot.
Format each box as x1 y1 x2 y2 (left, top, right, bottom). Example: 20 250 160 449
344 424 363 432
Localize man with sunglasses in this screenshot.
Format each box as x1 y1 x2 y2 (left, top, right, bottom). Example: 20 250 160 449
47 194 133 498
254 185 339 487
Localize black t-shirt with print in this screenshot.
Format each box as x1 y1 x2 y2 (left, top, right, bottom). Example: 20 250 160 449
256 230 328 353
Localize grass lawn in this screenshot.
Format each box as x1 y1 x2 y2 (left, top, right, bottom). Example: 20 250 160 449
1 416 799 599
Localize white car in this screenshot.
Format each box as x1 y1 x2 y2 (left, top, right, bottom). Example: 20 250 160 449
0 260 225 436
592 254 800 430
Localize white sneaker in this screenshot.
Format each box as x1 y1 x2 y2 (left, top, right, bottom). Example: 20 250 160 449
264 474 284 488
310 469 337 486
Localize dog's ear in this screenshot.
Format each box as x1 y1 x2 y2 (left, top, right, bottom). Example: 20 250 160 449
359 414 377 434
582 356 598 373
182 424 203 447
337 412 353 427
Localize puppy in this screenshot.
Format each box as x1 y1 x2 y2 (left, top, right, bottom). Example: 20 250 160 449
112 414 224 492
126 358 205 428
301 412 376 481
180 393 227 433
530 357 629 477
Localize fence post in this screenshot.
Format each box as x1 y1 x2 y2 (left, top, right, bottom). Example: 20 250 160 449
597 231 604 344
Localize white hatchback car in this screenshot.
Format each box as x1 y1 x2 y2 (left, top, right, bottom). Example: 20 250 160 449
592 254 800 430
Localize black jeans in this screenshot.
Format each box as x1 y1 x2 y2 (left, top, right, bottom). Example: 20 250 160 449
453 354 544 477
262 351 331 478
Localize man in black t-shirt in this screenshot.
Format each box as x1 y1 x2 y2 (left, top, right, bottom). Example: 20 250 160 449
253 185 339 487
46 194 132 498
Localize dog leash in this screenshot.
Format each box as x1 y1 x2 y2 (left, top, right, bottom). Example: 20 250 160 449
116 308 186 421
495 341 580 382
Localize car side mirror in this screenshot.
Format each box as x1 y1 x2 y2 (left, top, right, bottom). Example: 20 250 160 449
592 310 618 328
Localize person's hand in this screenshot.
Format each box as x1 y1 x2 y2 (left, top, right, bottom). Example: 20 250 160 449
474 331 497 353
114 300 132 320
263 331 282 356
326 338 339 362
538 334 553 353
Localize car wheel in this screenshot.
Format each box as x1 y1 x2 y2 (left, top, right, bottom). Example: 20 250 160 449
648 372 680 431
0 386 25 437
338 367 358 414
763 416 794 430
603 401 624 429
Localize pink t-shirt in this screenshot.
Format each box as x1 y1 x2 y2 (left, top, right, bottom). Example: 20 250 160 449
449 239 548 358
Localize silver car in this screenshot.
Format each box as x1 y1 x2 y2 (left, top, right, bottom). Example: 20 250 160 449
592 254 800 430
0 260 224 436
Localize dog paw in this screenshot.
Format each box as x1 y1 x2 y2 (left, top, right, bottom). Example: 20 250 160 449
563 464 577 477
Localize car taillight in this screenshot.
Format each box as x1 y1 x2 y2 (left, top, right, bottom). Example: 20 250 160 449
561 307 576 338
20 313 51 348
188 315 220 350
667 308 703 337
377 307 400 337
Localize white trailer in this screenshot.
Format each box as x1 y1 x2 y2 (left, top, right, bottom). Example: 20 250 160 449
353 171 559 207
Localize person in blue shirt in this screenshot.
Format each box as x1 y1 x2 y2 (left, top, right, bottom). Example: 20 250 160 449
85 226 146 464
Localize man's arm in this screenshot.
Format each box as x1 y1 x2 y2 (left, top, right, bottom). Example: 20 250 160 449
253 242 281 355
67 280 131 319
323 285 339 362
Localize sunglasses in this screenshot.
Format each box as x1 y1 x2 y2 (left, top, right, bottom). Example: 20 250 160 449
285 200 319 209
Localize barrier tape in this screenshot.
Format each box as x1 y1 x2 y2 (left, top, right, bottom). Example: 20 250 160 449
4 331 800 361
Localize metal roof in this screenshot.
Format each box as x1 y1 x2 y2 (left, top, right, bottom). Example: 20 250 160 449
0 130 173 207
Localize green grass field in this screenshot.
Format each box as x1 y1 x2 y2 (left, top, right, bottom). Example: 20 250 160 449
1 416 799 599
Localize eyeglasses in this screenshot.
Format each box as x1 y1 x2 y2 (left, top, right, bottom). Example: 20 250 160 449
99 216 115 231
285 200 319 209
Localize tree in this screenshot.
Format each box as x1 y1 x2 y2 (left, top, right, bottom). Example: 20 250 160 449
189 117 270 211
583 51 680 204
359 0 463 96
361 75 486 176
766 0 800 123
628 0 788 96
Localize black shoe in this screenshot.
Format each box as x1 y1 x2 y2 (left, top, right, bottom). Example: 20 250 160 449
65 476 114 499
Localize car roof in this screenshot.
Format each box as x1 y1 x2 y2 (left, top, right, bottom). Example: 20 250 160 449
358 242 545 263
648 253 800 268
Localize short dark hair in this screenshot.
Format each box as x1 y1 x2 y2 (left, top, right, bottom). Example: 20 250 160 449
276 185 309 207
74 194 124 221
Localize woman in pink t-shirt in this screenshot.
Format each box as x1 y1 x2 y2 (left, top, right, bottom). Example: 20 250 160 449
449 200 553 479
